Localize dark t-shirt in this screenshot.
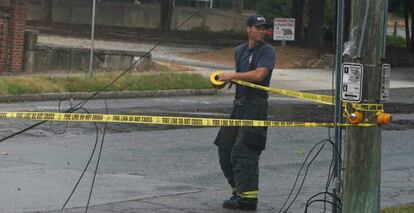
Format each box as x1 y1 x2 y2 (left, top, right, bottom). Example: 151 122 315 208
234 42 276 99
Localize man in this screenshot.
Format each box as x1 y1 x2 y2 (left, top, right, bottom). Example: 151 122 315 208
213 15 276 211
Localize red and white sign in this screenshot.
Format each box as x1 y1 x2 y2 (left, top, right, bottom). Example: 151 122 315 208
273 18 295 41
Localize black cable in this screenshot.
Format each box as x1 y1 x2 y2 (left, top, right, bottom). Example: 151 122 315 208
60 97 110 212
0 120 48 142
306 192 342 207
0 6 204 144
328 32 339 139
323 140 341 211
322 145 336 212
323 140 342 213
305 199 342 213
305 191 342 212
326 145 335 189
61 107 100 210
278 139 330 213
327 140 342 169
278 138 343 213
85 97 108 213
326 140 342 186
67 6 203 113
283 140 329 212
60 8 205 211
60 7 205 211
50 99 71 134
310 140 343 213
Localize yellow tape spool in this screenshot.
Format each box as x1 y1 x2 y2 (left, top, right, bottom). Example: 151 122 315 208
377 112 392 125
347 111 363 124
210 71 226 89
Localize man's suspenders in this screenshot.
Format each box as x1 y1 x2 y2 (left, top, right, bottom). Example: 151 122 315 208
235 41 267 72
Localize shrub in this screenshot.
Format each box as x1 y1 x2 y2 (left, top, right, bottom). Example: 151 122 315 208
387 35 407 48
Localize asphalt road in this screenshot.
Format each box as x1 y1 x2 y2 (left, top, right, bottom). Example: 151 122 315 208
9 21 412 213
0 95 414 212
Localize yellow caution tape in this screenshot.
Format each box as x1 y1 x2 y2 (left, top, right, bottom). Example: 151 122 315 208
210 71 384 112
0 72 385 128
350 103 384 112
0 112 374 127
233 79 334 105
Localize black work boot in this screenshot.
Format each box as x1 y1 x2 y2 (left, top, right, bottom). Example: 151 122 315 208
222 196 258 211
229 191 239 200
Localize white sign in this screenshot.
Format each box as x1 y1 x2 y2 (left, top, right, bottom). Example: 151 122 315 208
380 64 391 103
341 63 364 102
273 18 295 41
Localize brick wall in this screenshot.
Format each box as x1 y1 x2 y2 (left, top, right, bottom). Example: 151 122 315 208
0 0 25 73
0 16 9 72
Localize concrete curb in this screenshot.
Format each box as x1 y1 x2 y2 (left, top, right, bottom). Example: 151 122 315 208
0 89 218 103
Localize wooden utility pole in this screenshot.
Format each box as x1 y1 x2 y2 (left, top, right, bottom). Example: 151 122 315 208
292 0 304 42
45 0 53 24
307 0 325 47
160 0 174 31
342 0 387 212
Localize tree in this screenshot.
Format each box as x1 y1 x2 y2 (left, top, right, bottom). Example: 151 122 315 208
388 0 405 16
232 0 243 14
244 0 258 10
257 0 291 21
292 0 304 42
0 0 11 7
388 0 412 51
307 0 325 46
405 0 414 51
45 0 53 24
344 0 352 41
160 0 173 31
405 0 410 48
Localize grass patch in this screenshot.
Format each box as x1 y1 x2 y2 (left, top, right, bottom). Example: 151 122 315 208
382 204 414 213
0 72 211 95
387 35 407 48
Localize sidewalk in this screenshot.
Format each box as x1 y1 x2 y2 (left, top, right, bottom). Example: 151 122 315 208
38 34 414 93
0 34 412 106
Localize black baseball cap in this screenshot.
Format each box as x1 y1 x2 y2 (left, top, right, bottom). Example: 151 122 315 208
246 15 267 27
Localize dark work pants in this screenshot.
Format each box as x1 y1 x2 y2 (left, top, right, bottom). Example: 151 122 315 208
218 140 261 193
214 97 267 194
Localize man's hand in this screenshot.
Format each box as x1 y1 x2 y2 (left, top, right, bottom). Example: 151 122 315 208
217 67 269 83
218 72 235 82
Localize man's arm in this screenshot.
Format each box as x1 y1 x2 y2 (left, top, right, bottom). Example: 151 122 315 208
218 67 269 83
